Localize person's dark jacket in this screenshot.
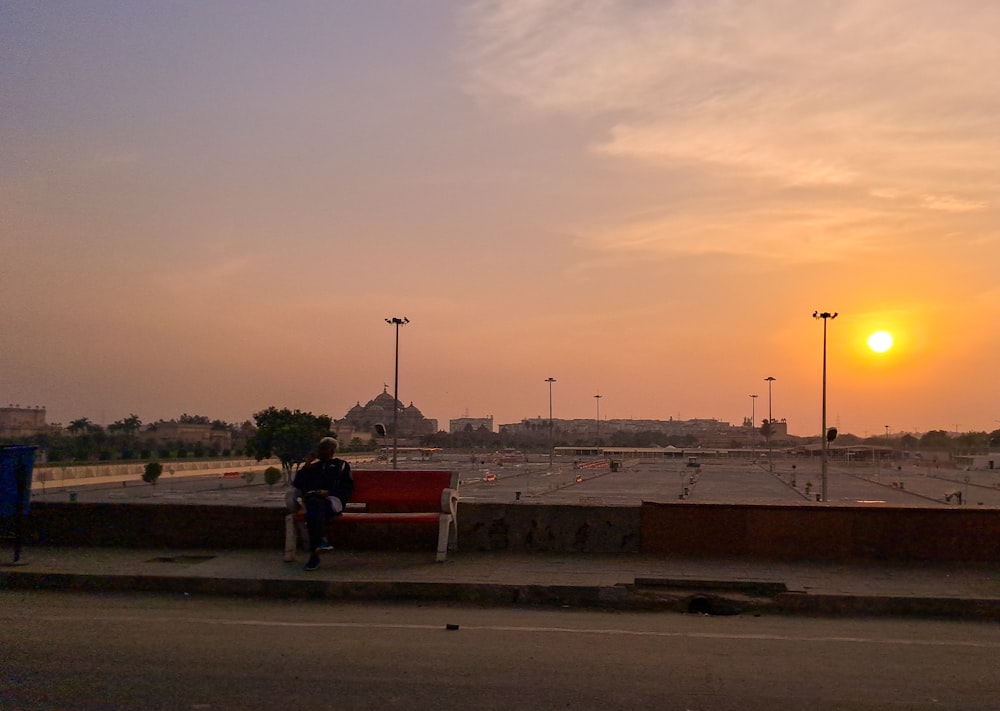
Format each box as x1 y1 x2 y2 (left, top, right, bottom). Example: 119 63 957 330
292 458 354 507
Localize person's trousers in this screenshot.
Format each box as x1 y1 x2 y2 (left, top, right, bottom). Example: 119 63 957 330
303 497 334 553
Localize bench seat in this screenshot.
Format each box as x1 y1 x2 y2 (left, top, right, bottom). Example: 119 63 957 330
284 469 459 562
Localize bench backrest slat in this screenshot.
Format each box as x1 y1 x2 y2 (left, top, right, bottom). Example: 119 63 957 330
350 470 456 513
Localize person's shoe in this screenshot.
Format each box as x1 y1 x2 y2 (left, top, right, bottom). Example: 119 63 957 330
317 539 334 552
304 555 320 571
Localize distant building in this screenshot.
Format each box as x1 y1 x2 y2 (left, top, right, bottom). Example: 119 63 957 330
334 387 438 441
766 419 788 439
498 417 550 436
0 406 49 440
449 416 494 434
141 421 233 452
498 415 795 448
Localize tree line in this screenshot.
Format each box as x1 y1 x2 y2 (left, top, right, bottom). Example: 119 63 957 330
10 407 1000 466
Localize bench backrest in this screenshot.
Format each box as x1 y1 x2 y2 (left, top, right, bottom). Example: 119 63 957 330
349 469 458 513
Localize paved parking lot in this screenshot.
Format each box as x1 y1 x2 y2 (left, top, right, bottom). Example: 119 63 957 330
30 455 1000 508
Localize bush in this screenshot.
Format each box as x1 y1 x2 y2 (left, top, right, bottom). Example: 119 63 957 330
142 461 163 485
264 466 282 489
241 470 256 484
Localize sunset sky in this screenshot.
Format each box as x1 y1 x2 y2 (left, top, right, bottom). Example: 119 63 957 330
3 1 999 437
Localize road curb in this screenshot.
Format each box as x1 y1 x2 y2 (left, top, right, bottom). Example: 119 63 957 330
3 569 1000 620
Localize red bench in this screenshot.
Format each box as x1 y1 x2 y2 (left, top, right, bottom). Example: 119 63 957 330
284 469 459 563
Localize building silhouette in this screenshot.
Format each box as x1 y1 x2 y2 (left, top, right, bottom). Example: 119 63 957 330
335 386 438 442
0 406 49 440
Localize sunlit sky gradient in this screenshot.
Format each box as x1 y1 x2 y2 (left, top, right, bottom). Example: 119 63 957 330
3 1 999 437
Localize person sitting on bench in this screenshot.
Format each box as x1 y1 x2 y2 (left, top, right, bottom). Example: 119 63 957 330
291 437 354 571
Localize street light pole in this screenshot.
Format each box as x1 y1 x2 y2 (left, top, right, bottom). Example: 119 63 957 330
594 394 602 449
545 377 556 470
385 316 409 469
749 394 758 463
765 377 776 472
813 310 838 502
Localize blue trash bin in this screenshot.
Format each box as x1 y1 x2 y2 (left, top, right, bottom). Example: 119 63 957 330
1 445 38 562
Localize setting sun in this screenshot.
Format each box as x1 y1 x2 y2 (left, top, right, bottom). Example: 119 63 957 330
867 330 894 353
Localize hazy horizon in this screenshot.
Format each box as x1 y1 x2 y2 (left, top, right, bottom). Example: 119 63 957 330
3 2 999 439
11 393 994 441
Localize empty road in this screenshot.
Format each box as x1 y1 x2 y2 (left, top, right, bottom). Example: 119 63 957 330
4 591 1000 709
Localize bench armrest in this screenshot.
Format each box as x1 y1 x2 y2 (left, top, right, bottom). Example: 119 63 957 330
440 487 458 518
437 488 459 562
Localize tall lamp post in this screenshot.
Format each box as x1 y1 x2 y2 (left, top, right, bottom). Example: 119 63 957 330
594 393 602 449
813 310 838 502
545 378 556 470
765 377 776 472
385 316 409 469
749 394 758 463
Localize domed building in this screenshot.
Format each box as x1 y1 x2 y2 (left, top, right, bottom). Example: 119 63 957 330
334 387 438 442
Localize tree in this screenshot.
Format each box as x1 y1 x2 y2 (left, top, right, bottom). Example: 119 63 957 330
348 437 365 452
919 430 953 450
67 417 92 434
108 414 143 460
142 461 163 485
108 414 142 435
264 466 282 490
955 431 989 454
246 407 333 484
178 414 211 425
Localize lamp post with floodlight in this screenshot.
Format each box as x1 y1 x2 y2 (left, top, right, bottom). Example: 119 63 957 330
545 378 556 470
594 394 602 449
385 316 409 469
813 310 838 501
765 376 776 472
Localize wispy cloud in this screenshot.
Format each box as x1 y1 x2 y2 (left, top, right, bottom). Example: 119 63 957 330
921 194 987 213
461 0 1000 259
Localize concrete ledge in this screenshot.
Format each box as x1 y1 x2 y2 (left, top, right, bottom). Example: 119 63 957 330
641 501 1000 562
458 502 640 553
19 499 1000 562
21 501 642 554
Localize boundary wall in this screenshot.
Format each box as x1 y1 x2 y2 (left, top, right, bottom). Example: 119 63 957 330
31 459 280 484
13 500 1000 562
641 501 1000 562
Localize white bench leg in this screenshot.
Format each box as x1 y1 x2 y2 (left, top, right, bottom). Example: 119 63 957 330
436 514 454 563
283 514 296 562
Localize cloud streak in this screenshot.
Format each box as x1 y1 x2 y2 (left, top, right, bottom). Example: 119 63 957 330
462 0 1000 260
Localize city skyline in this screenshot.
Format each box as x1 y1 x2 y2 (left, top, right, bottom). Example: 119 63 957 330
3 2 999 438
4 394 991 442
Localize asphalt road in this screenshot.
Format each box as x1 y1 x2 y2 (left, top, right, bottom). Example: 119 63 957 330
4 591 1000 710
